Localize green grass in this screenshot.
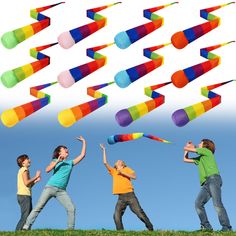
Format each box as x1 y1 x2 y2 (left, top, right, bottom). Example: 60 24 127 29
0 230 236 236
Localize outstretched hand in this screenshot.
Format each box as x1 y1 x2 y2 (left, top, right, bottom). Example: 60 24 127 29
76 136 85 142
34 170 41 183
100 144 105 151
34 176 41 183
35 170 41 178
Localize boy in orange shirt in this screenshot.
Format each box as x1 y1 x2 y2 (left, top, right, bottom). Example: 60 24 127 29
100 144 153 231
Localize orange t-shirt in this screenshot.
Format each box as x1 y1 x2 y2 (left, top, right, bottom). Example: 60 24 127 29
108 166 134 194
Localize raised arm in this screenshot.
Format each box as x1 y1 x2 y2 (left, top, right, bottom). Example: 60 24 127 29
22 170 41 187
100 144 112 171
184 141 197 153
183 141 196 163
118 169 136 180
183 150 194 163
184 146 197 153
73 136 86 165
46 156 62 173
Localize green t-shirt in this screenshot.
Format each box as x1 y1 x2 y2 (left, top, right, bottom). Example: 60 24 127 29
193 148 220 185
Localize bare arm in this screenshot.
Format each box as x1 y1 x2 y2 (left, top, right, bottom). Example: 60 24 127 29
184 141 197 152
183 150 195 163
46 156 62 173
184 146 197 153
183 141 197 164
22 170 41 187
73 136 86 165
118 169 136 180
100 144 112 171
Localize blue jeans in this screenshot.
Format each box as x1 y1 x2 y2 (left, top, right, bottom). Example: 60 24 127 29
16 195 32 230
195 175 231 230
23 186 75 229
114 192 153 230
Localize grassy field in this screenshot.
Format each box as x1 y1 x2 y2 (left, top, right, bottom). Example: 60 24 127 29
0 230 235 236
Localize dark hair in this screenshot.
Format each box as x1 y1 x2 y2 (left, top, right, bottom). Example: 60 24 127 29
17 154 29 167
52 145 68 159
202 139 215 154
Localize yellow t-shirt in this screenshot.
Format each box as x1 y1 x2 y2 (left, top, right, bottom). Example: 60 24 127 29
17 167 31 196
108 166 134 194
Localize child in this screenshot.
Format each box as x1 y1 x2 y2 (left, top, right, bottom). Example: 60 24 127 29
183 139 232 231
16 154 41 230
100 144 153 231
23 136 86 230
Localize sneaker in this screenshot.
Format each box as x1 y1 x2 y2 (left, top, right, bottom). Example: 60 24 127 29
200 225 213 232
22 225 29 230
221 226 232 232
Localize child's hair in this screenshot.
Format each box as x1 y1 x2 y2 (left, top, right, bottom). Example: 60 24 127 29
114 160 126 169
17 154 29 167
52 145 68 159
202 139 215 154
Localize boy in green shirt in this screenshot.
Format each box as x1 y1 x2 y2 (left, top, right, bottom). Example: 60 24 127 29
183 139 232 231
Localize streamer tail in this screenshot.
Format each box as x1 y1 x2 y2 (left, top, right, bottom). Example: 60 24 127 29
1 82 57 127
172 80 235 126
58 82 114 127
1 2 64 49
1 42 58 88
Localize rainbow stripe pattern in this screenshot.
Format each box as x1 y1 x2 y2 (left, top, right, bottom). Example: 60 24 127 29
1 42 58 88
108 132 171 144
1 2 64 49
171 2 235 49
58 81 114 127
1 82 57 127
171 41 235 88
116 82 171 127
58 2 121 49
172 80 235 127
114 2 178 49
115 43 171 88
58 43 114 88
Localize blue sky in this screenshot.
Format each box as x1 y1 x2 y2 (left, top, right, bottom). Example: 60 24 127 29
0 111 236 231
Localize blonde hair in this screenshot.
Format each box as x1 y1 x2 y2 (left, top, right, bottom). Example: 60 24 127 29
114 160 126 169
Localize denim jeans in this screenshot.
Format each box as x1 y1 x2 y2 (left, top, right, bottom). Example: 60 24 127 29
15 195 32 230
23 186 76 229
114 192 153 230
195 174 231 230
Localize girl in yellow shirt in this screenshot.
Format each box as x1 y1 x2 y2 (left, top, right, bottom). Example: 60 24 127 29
16 154 41 230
